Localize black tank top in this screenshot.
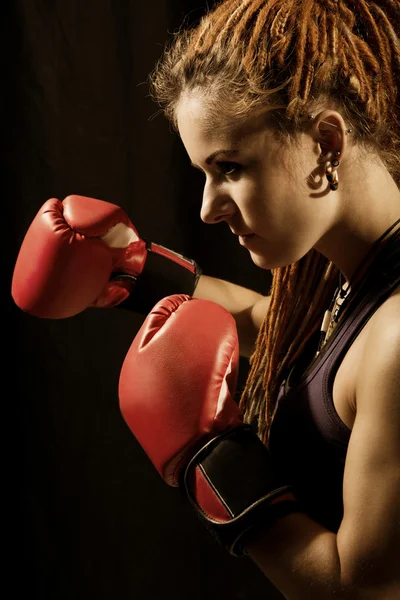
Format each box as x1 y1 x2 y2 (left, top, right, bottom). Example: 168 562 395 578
268 229 400 533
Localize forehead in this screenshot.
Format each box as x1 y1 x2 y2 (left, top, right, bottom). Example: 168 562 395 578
176 93 226 145
176 91 269 151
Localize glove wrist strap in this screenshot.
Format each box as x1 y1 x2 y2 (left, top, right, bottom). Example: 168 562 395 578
116 242 202 314
182 426 301 557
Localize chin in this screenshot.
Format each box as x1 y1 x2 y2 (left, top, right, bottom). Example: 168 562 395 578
249 248 306 270
250 254 275 270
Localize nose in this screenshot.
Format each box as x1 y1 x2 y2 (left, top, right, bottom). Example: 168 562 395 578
200 180 235 224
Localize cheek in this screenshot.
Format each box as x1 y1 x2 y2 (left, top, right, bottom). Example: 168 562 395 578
248 184 300 232
251 165 296 214
238 162 308 233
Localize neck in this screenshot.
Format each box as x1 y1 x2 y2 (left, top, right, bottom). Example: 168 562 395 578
314 157 400 282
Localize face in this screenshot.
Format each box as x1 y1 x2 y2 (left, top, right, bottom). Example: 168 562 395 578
176 92 336 270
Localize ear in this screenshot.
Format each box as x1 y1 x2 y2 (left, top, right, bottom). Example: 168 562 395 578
311 110 349 159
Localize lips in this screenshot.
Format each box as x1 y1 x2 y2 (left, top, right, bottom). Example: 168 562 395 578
231 229 254 237
238 233 256 247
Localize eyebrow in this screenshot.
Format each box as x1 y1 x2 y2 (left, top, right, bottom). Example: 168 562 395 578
190 148 240 169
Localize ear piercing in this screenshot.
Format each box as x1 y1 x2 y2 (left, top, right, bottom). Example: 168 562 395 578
307 114 353 133
302 114 352 191
325 152 341 191
320 121 353 134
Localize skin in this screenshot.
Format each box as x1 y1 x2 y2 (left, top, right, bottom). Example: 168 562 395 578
176 90 400 282
176 90 400 598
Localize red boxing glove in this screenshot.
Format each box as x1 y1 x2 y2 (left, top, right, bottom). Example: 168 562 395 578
12 195 146 318
119 295 300 556
12 195 201 318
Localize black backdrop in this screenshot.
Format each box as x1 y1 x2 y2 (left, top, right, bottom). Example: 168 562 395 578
5 1 280 598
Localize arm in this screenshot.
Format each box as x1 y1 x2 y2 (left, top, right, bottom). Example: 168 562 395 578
245 308 400 599
119 294 299 558
12 195 204 319
194 275 270 357
12 194 270 335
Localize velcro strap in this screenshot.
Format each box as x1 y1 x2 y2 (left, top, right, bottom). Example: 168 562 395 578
115 241 202 314
182 426 300 556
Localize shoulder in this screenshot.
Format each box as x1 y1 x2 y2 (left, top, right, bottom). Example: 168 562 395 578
355 283 400 412
338 286 400 591
355 286 400 425
361 282 400 353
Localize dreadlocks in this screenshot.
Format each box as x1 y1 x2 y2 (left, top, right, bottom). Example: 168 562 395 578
149 0 400 444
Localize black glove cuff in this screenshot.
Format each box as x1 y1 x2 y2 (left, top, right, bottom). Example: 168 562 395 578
116 241 202 315
182 426 301 557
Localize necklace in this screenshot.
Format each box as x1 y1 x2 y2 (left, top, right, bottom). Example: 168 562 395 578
316 273 348 355
316 217 400 356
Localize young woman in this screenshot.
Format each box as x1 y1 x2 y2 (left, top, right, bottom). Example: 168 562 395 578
11 1 400 596
146 0 400 597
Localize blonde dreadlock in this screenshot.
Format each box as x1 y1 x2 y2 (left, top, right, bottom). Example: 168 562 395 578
149 0 400 444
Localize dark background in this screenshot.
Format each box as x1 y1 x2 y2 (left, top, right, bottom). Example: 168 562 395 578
5 1 278 598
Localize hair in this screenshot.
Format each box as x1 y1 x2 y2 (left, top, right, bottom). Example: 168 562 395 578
149 0 400 444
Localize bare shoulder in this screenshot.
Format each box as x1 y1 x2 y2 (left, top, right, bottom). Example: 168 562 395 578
364 282 400 341
356 283 400 405
338 285 400 593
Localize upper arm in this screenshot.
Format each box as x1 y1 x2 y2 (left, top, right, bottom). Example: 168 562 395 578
250 294 271 331
236 294 270 357
193 275 270 357
233 294 270 358
337 304 400 596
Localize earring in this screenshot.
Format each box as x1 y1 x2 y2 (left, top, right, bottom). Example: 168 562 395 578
325 156 340 191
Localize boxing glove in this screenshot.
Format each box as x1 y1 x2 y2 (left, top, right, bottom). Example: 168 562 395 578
12 195 202 318
118 294 300 556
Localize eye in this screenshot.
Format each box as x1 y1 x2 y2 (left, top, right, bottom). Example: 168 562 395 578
216 161 241 176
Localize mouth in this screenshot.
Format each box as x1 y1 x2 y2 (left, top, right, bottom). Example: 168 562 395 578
238 233 256 247
231 228 254 237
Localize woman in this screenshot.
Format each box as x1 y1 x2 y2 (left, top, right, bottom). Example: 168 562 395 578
148 0 400 597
